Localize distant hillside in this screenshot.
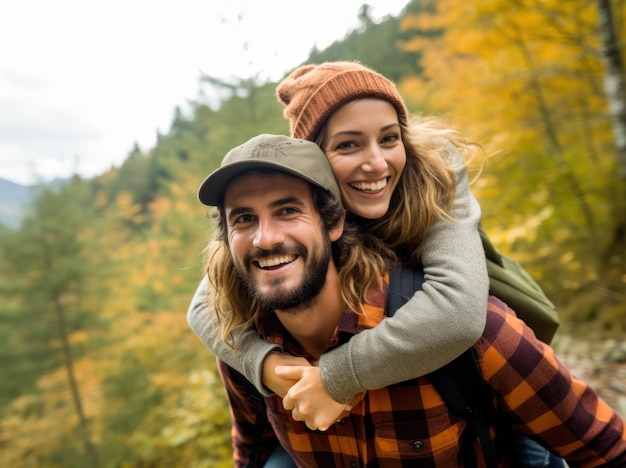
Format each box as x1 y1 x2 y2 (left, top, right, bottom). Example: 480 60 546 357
0 178 32 228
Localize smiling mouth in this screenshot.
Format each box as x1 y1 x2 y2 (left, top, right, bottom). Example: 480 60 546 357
256 254 297 269
349 178 388 193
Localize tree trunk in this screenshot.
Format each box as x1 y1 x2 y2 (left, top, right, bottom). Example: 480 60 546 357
596 0 626 249
52 293 99 467
596 0 626 181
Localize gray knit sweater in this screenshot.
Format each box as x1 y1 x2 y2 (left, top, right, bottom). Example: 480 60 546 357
187 147 489 403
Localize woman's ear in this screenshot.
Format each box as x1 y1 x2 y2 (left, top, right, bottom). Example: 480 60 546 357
328 213 345 243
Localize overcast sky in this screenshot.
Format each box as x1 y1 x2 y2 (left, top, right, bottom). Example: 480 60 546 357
0 0 409 186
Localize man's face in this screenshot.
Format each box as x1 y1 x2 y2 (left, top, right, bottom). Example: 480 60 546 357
224 171 342 312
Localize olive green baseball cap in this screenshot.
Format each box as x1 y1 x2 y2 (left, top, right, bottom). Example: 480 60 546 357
197 134 341 206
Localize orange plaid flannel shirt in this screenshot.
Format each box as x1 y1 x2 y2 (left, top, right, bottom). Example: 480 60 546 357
218 281 626 467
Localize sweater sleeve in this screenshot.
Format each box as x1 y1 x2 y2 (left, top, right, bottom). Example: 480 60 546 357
187 275 281 395
317 145 489 403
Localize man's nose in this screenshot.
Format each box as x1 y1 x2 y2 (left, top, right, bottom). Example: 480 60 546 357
253 217 284 249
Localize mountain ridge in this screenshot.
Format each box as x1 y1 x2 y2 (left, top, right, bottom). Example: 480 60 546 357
0 177 32 227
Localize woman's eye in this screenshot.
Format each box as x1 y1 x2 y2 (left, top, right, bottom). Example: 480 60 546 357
335 140 357 150
381 134 399 144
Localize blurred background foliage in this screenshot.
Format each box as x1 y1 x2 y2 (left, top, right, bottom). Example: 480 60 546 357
0 0 624 465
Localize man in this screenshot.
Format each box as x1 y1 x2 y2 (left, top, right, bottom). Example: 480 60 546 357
198 134 626 467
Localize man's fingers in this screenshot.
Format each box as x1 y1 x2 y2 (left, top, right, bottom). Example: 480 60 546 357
275 365 306 379
290 404 350 432
293 410 329 432
282 394 295 411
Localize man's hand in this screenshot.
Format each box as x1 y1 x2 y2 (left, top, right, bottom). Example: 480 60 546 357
277 365 362 431
262 352 311 398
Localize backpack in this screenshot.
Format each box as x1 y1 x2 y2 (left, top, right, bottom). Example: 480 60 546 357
479 224 559 344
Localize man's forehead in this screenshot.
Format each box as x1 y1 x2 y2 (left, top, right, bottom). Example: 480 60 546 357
223 171 312 209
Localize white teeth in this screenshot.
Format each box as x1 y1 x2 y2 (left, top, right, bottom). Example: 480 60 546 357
350 179 387 192
258 255 296 268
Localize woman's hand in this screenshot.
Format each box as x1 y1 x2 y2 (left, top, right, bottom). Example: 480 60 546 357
277 365 362 431
262 352 311 398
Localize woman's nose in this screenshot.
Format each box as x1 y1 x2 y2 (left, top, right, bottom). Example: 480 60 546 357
361 145 387 173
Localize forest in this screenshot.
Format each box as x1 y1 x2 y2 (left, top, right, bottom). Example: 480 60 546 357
1 0 625 466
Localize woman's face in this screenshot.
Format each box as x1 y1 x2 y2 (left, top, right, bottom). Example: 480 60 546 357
321 98 406 220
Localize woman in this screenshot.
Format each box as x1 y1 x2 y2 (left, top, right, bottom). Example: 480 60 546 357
189 61 487 429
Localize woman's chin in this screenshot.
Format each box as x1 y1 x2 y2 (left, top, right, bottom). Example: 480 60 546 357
347 204 390 220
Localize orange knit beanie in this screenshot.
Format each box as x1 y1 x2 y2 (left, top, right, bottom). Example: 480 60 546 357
276 61 408 141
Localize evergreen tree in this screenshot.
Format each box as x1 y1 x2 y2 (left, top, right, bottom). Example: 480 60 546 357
0 177 104 466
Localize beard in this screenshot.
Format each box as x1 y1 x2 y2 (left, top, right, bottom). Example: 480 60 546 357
235 238 332 313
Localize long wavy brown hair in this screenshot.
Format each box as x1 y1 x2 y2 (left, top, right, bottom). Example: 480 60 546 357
204 171 393 348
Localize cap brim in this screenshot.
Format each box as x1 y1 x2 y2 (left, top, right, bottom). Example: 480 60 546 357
198 160 330 206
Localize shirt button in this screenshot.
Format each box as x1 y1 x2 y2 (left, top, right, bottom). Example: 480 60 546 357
412 440 425 452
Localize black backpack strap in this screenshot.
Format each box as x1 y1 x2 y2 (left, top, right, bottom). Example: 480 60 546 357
229 367 267 468
387 266 424 316
428 350 498 468
387 266 497 467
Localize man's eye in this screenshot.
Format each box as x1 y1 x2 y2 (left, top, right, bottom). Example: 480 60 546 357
279 207 298 216
234 214 254 224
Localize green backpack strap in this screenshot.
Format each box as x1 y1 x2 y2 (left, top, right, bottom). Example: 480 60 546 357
479 225 560 344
